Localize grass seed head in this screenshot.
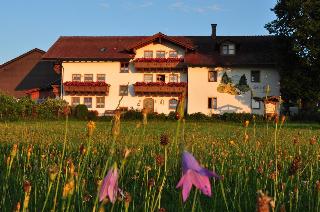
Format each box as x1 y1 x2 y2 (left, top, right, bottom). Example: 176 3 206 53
160 134 169 146
256 190 272 212
23 180 31 193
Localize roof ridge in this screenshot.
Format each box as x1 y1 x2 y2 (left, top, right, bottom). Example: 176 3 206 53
0 48 45 69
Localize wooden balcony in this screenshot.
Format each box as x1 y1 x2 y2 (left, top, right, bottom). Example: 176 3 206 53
63 81 110 95
133 58 186 72
134 82 187 96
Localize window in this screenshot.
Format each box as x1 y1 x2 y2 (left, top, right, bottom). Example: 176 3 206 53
84 97 92 108
144 74 153 82
120 63 129 73
169 74 178 82
97 74 106 82
221 43 235 55
251 99 260 109
84 74 93 82
251 70 260 83
169 99 178 110
71 97 80 106
208 71 217 82
156 74 166 82
72 74 81 82
144 51 153 58
96 97 105 108
119 85 128 96
208 97 217 109
156 51 166 58
169 51 178 58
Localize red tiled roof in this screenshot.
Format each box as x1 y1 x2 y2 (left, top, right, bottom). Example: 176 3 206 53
43 34 279 66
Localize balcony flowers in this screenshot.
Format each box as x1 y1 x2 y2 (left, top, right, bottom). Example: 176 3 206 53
134 58 184 63
134 82 187 87
63 81 110 87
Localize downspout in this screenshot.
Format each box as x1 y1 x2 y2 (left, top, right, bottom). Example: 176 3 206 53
60 64 64 99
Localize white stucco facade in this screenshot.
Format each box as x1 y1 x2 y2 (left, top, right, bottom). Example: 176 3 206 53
60 42 280 115
187 67 280 115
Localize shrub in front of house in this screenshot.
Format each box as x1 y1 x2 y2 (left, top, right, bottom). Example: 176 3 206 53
74 104 89 120
36 98 69 120
88 110 99 121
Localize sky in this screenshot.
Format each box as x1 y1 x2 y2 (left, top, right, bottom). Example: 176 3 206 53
0 0 277 64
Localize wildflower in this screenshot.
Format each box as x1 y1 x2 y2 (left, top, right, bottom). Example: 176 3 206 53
310 136 317 145
288 156 301 176
244 133 249 142
256 190 272 212
79 143 86 155
13 201 20 212
23 180 31 193
48 165 58 182
87 121 96 137
112 110 121 139
83 193 92 202
159 208 166 212
229 140 236 146
123 147 132 159
142 108 148 126
62 179 75 198
124 192 132 209
11 144 18 158
280 115 286 125
99 164 119 203
148 178 155 188
160 133 169 146
155 155 165 166
244 120 249 127
176 151 220 202
27 145 32 160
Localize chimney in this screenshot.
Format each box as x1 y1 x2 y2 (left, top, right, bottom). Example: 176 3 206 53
211 24 217 39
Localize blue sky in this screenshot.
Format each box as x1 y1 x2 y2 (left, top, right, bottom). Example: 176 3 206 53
0 0 277 64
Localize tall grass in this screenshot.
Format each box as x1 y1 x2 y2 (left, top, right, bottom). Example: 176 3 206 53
0 119 319 211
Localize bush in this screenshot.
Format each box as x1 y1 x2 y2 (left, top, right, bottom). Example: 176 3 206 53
186 112 209 121
88 110 99 121
290 111 320 123
122 109 142 120
74 104 89 120
36 98 69 119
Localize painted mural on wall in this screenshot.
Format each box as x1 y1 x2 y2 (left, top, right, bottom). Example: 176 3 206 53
217 72 251 95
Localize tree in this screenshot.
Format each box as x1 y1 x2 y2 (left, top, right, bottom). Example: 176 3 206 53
265 0 320 110
236 74 250 93
221 72 232 84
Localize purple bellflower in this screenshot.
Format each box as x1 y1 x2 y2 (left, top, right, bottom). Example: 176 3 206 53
176 151 221 202
99 163 119 203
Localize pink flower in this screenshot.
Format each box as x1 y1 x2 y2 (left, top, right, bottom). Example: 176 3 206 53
176 151 220 202
99 164 118 203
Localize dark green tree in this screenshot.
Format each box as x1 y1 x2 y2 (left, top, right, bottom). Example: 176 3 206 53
265 0 320 110
236 74 250 93
221 72 232 84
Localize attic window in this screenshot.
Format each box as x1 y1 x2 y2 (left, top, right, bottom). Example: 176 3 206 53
100 47 107 52
221 43 235 55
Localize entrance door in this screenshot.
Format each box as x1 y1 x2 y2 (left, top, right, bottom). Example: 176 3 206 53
143 98 154 113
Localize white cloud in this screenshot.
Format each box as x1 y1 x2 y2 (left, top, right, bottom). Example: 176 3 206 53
169 1 222 13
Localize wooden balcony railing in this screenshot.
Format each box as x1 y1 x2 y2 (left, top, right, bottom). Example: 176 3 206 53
134 82 187 96
133 58 186 71
63 81 110 95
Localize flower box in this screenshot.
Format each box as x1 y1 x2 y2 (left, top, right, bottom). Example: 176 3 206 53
63 81 110 95
134 82 187 96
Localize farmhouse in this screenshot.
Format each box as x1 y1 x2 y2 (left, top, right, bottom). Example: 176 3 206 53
1 24 281 115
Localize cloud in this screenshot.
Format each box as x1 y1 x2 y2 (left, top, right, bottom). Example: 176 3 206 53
124 1 154 10
99 2 110 9
169 1 222 13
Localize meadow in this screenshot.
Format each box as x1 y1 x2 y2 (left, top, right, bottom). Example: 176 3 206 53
0 118 319 211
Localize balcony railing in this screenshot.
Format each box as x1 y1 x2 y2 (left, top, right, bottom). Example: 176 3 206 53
133 58 186 71
134 82 187 96
63 81 110 95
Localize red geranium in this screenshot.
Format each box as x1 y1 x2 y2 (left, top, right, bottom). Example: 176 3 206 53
63 81 110 87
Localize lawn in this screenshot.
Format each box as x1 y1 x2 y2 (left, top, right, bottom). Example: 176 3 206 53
0 119 319 211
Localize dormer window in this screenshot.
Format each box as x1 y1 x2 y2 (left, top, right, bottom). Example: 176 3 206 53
221 43 235 55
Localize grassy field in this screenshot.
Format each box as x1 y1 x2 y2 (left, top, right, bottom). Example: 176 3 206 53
0 119 319 211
